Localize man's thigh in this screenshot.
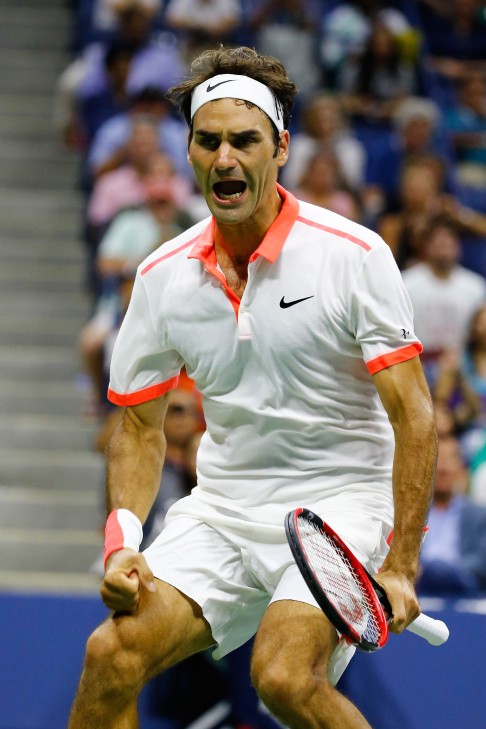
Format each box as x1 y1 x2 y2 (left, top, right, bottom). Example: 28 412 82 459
252 600 337 678
143 516 270 658
96 578 215 681
252 598 355 687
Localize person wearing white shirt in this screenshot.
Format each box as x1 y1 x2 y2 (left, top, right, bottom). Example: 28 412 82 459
69 46 437 729
402 218 486 385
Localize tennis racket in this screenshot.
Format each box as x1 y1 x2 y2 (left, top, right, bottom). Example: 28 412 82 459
285 507 449 653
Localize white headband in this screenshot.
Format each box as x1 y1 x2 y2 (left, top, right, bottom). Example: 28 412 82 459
190 74 285 132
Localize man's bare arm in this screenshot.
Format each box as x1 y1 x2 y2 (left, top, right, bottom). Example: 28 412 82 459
101 394 170 611
372 357 437 632
106 395 169 517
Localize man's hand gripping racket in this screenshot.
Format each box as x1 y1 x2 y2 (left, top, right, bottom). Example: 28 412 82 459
285 508 449 652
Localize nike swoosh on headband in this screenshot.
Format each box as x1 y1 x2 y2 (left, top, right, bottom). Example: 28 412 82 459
206 79 235 93
191 74 285 132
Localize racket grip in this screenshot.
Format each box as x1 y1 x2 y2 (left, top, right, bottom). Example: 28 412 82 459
406 613 449 646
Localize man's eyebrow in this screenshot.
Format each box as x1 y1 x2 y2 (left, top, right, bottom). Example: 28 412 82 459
193 129 219 139
230 129 262 141
193 129 262 140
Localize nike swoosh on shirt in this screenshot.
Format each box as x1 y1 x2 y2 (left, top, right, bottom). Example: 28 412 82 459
206 80 235 92
279 295 314 309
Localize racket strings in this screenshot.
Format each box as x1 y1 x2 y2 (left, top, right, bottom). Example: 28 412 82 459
301 519 382 644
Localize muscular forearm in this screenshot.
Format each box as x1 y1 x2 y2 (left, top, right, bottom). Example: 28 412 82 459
372 358 437 629
106 405 166 524
383 407 437 580
373 359 437 579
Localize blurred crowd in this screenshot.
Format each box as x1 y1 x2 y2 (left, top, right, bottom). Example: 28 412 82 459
61 0 486 610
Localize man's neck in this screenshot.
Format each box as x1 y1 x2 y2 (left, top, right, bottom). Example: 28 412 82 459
213 188 283 265
165 443 185 467
428 263 453 280
432 492 456 510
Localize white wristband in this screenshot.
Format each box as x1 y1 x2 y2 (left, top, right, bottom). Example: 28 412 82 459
104 509 143 566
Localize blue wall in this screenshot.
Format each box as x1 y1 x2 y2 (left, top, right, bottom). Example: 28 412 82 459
0 592 484 729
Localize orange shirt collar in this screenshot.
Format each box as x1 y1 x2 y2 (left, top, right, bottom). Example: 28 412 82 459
188 184 299 266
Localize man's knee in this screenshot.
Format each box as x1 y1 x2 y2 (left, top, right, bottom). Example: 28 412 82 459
84 620 147 697
251 647 331 715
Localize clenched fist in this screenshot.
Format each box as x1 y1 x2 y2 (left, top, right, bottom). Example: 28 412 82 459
101 548 157 612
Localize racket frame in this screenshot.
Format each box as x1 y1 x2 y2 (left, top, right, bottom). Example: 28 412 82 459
285 507 389 652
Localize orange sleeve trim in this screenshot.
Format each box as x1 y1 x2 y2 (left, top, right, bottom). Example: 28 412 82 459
366 343 423 375
107 376 180 406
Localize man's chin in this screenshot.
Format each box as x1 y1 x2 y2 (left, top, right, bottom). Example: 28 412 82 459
209 202 249 225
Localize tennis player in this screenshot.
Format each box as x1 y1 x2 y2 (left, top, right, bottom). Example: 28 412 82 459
69 46 437 729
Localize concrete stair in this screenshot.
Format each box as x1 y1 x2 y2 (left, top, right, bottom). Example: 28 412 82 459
0 0 104 594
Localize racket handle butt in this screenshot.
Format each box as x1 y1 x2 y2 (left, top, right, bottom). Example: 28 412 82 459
406 613 449 646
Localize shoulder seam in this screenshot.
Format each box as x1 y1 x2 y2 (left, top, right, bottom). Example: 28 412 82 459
296 214 372 252
140 236 198 276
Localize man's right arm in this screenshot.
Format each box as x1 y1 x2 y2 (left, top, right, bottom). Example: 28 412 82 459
101 394 170 612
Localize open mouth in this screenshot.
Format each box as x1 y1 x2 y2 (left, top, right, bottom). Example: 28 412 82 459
212 180 247 202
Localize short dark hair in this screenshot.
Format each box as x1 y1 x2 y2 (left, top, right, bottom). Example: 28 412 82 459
167 46 298 133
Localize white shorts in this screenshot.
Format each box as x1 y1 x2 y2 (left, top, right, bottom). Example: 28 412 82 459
143 500 391 685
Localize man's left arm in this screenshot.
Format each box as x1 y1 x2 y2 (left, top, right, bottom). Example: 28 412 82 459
372 356 438 633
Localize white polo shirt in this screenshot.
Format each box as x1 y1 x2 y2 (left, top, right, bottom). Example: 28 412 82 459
108 186 422 529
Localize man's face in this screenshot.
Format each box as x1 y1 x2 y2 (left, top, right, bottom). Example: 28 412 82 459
128 124 158 165
164 390 199 448
188 98 289 228
434 437 464 502
403 116 433 152
426 227 459 272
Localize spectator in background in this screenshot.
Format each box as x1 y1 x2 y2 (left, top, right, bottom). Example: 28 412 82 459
56 0 185 151
250 0 322 106
436 305 486 419
433 349 482 440
416 433 486 596
88 84 190 182
401 218 486 385
85 116 159 299
433 304 486 488
337 16 421 145
79 178 194 414
444 70 486 189
281 92 366 194
164 0 242 63
96 177 194 279
55 37 133 149
378 159 448 268
364 95 453 217
293 150 362 222
319 0 419 89
87 116 160 232
379 158 486 269
419 0 486 88
142 386 203 546
146 152 197 210
73 0 164 51
320 0 377 89
76 38 134 147
463 301 486 418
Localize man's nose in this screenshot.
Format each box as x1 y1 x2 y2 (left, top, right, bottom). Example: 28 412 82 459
215 142 236 169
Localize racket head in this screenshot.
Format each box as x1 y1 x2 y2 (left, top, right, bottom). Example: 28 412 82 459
285 507 389 652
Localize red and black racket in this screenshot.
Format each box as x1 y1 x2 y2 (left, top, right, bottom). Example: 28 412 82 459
285 508 449 652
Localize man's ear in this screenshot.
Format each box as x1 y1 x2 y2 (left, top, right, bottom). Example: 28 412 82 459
187 130 193 166
277 130 290 167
